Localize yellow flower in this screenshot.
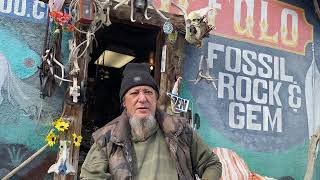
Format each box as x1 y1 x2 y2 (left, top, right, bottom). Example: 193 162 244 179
72 133 82 147
54 119 69 132
45 130 57 147
52 118 62 126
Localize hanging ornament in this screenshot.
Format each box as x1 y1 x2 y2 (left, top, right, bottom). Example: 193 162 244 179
163 21 174 34
167 31 178 44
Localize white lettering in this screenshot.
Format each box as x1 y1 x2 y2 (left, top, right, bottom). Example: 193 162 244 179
218 72 234 100
33 1 46 19
229 102 245 129
258 53 272 79
14 0 26 16
208 42 224 68
253 79 268 104
242 50 257 76
280 57 293 82
235 76 251 102
246 104 262 131
269 81 282 106
225 46 241 73
263 106 282 132
0 0 12 13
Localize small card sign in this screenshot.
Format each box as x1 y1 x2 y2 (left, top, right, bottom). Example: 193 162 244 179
167 92 190 112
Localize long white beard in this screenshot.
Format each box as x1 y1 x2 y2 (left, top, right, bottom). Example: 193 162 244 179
129 114 158 141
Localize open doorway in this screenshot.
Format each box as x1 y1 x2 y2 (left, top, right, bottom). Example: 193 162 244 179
85 21 161 128
80 21 162 159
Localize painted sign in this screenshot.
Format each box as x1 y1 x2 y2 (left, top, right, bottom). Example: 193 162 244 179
167 92 190 112
186 38 308 152
178 0 319 179
0 0 64 178
156 0 313 55
0 0 48 23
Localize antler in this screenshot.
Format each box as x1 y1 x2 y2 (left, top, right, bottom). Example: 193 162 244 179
151 3 169 20
144 5 151 20
130 0 136 22
113 0 129 10
171 1 188 21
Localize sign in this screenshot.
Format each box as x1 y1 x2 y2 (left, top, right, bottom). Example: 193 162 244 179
184 35 310 152
0 0 48 23
167 92 190 112
155 0 313 55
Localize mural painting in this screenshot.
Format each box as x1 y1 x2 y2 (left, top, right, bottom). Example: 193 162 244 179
176 0 320 179
0 0 319 179
0 0 67 178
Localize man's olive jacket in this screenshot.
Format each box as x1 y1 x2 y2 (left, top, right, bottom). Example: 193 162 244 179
80 109 222 180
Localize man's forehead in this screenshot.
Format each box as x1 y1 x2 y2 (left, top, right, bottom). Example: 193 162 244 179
128 86 154 91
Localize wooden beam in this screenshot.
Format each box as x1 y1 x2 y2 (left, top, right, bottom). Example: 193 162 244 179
39 0 185 33
109 3 185 33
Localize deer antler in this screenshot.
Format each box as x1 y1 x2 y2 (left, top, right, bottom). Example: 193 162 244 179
130 0 136 22
144 4 152 20
151 3 169 20
113 0 129 10
171 1 188 21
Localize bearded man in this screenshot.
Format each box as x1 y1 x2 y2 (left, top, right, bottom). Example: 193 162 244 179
80 63 222 180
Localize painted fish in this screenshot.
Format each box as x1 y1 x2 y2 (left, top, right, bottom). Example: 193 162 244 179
0 28 41 79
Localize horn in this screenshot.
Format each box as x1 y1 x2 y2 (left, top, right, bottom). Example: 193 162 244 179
114 0 129 10
144 5 151 20
130 0 136 22
171 2 188 21
151 3 169 20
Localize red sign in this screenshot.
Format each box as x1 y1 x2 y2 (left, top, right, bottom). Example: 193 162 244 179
155 0 313 55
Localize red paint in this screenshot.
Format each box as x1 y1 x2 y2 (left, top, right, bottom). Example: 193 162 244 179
24 58 35 68
155 0 313 55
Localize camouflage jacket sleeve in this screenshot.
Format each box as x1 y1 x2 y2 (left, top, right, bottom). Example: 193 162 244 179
80 142 112 180
191 132 222 180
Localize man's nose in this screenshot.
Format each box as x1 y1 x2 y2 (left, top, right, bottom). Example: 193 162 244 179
137 92 147 102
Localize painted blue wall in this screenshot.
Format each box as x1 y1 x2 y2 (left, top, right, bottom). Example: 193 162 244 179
0 1 67 178
181 0 320 179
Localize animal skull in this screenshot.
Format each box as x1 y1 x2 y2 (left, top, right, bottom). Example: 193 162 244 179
172 2 214 47
114 0 169 22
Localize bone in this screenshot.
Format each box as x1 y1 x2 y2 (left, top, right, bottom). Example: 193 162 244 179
114 0 129 10
151 3 169 20
130 0 136 22
106 6 112 26
171 2 188 21
144 6 151 20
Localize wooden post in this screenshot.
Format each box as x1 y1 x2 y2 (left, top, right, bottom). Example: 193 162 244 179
304 128 320 180
158 33 186 112
54 28 90 180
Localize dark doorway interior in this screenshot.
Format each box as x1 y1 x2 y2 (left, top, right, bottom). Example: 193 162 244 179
85 22 159 129
79 22 160 173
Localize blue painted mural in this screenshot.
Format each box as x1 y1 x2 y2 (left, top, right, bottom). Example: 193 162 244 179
0 0 66 178
180 0 320 179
